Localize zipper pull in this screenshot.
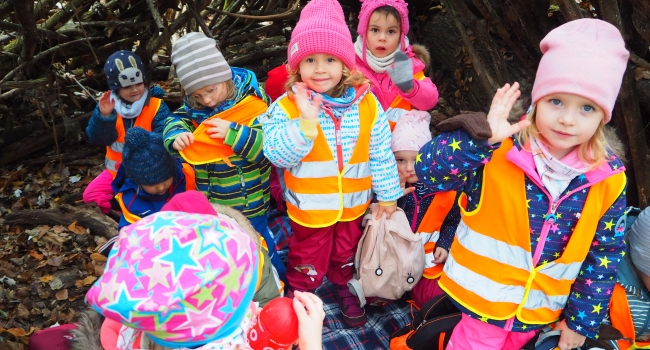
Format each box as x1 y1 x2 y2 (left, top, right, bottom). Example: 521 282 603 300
336 129 342 146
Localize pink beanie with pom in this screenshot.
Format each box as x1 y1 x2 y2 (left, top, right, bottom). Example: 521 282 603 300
288 0 356 71
357 0 409 39
391 110 432 152
531 18 628 123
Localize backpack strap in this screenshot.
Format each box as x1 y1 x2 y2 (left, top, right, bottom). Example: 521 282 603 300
347 279 367 308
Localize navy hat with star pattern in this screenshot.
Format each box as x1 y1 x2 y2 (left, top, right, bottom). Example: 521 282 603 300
104 50 146 91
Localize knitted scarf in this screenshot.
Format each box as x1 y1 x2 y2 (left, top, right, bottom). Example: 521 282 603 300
303 84 370 119
110 89 148 119
354 35 410 74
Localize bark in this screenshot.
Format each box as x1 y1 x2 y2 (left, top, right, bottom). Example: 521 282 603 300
4 205 118 239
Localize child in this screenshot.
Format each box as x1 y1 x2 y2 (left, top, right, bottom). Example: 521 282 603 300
83 50 172 214
261 0 402 327
85 211 325 350
111 127 195 230
163 32 286 281
391 110 461 309
415 19 628 350
160 190 284 306
607 206 650 349
355 0 438 124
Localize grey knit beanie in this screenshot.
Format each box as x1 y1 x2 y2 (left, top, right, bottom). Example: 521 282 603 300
628 207 650 276
171 32 232 94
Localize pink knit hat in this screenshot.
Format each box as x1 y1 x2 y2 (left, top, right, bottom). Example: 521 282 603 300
357 0 409 40
391 110 432 152
86 211 259 348
531 19 628 123
288 0 356 71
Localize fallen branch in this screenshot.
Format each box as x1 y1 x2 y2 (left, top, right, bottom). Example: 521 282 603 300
205 0 300 20
227 45 287 66
0 20 71 43
557 0 585 20
4 204 118 239
631 53 650 70
0 77 49 89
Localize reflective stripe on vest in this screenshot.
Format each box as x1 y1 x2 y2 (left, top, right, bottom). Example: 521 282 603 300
277 93 378 228
416 190 457 279
439 138 626 324
105 97 162 177
611 283 650 349
387 71 426 131
179 95 269 166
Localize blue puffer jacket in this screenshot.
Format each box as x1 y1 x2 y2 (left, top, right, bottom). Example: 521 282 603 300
415 129 627 340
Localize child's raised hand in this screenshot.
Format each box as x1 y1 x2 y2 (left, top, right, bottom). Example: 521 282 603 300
555 320 586 350
433 247 448 264
98 91 115 117
295 82 323 121
203 118 231 139
486 82 530 145
172 132 194 151
399 173 416 198
293 291 324 350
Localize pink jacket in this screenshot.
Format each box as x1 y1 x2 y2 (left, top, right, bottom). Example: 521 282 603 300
356 46 439 111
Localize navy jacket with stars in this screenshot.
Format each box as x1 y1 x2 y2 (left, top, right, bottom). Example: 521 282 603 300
415 130 627 340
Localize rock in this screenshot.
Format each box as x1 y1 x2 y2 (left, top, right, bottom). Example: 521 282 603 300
9 258 23 266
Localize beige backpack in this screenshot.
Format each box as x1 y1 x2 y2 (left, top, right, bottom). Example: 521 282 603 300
347 204 425 307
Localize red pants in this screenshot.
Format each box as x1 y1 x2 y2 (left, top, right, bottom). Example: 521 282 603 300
288 216 364 290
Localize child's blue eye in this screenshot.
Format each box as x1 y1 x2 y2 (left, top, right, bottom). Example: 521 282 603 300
581 105 595 112
550 99 562 106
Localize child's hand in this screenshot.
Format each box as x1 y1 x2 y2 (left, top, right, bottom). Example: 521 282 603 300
295 82 323 121
98 91 115 117
203 118 231 139
555 320 586 350
293 291 324 350
486 82 530 145
374 203 398 220
399 173 416 198
433 247 448 264
172 132 194 151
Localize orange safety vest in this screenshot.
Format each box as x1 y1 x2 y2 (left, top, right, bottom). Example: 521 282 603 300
610 283 650 349
105 98 162 177
439 138 626 324
114 163 196 224
179 96 269 166
277 93 378 228
416 191 457 279
387 71 426 131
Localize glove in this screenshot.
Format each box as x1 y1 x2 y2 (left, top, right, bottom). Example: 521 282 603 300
436 111 493 140
387 51 414 92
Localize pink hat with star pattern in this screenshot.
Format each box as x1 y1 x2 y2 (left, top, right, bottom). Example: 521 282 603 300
85 211 259 348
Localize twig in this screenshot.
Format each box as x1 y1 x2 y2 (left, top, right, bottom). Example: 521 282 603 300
39 88 63 171
205 0 299 20
145 0 166 32
446 0 496 97
0 37 103 87
0 20 71 43
68 20 148 27
73 12 99 65
32 94 52 129
557 0 585 20
631 53 650 70
182 0 213 38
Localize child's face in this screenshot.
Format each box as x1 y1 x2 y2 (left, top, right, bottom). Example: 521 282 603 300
394 150 419 183
190 82 229 109
117 83 145 103
535 93 604 160
298 54 344 95
366 12 401 58
141 177 174 196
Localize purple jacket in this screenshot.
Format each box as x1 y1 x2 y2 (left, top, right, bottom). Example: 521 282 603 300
415 130 627 339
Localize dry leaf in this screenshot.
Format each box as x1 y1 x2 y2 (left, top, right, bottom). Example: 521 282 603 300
55 289 68 301
5 327 27 337
47 256 64 267
634 67 650 81
30 250 44 261
40 275 55 283
90 253 107 262
82 275 97 286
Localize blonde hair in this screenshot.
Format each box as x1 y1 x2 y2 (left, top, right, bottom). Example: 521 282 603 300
182 80 237 109
284 65 369 98
517 105 626 169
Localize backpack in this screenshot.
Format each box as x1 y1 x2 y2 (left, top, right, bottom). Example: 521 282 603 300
347 204 425 306
389 294 462 350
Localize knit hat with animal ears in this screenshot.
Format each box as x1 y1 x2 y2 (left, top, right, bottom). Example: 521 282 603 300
104 50 146 91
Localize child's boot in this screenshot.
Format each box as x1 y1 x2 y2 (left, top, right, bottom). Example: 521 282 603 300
337 285 366 327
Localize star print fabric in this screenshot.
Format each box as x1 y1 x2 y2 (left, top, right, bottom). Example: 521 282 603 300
414 129 627 339
86 211 259 348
